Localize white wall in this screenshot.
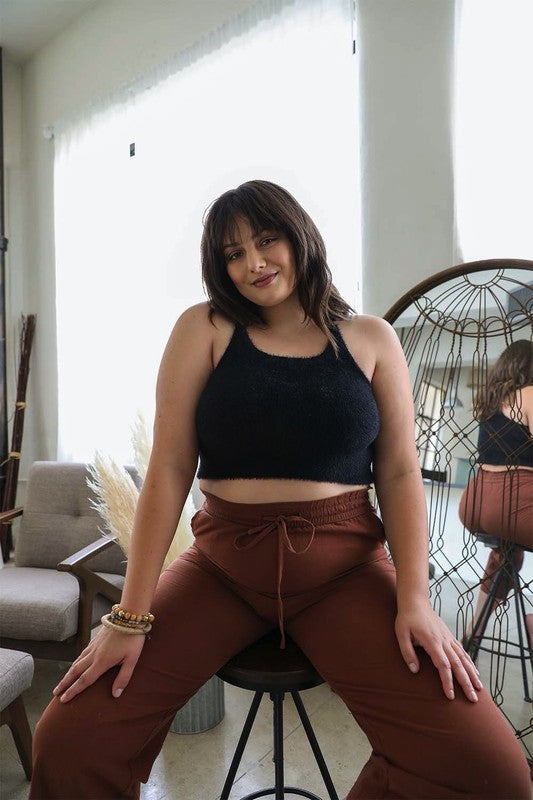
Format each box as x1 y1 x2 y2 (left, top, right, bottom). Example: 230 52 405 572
4 0 457 478
357 0 456 316
3 0 260 483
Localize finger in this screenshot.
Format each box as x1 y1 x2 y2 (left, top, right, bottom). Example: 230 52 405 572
111 658 137 698
53 654 91 696
430 649 455 700
396 629 419 673
442 643 478 703
58 666 100 704
455 639 482 678
451 641 483 692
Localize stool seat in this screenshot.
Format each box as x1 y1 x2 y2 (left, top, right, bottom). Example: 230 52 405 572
474 533 505 549
218 630 324 692
217 630 339 800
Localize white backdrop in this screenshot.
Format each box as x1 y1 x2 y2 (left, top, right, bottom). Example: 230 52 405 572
454 0 533 261
54 0 360 463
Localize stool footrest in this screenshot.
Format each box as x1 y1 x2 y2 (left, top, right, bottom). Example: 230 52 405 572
238 789 324 799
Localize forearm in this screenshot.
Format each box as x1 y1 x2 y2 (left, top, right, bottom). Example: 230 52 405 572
119 462 195 615
375 467 430 610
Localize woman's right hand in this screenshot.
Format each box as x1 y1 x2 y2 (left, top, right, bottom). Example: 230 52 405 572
52 626 146 703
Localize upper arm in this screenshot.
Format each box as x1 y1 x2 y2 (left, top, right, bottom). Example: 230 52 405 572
517 385 533 435
358 317 419 482
149 302 214 478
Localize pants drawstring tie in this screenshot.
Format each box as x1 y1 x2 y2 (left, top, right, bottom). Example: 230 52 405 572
234 514 316 648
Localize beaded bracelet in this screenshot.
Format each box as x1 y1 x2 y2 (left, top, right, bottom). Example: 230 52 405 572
101 614 152 635
110 604 155 626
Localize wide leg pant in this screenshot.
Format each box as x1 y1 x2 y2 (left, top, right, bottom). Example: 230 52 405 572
459 468 533 598
30 489 530 799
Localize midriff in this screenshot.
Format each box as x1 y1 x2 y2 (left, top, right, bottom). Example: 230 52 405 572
199 477 369 504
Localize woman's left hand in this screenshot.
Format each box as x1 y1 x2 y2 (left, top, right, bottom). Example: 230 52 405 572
395 602 483 702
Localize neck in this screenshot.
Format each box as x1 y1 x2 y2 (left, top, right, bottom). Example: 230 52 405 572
260 294 309 331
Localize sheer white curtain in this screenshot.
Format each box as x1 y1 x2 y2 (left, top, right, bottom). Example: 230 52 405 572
453 0 533 261
54 0 359 463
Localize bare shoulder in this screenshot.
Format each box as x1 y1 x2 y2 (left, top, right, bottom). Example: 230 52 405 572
159 302 214 376
337 315 401 381
516 385 533 430
163 302 236 374
171 301 213 337
518 385 533 403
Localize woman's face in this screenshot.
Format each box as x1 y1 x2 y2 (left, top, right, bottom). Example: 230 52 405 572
222 216 297 308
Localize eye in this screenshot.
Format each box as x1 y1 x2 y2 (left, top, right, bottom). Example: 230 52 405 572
260 236 277 246
226 251 242 262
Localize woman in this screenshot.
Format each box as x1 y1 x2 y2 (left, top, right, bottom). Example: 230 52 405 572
30 181 530 799
459 339 533 644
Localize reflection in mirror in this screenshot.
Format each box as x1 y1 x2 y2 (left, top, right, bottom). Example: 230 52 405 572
385 261 533 765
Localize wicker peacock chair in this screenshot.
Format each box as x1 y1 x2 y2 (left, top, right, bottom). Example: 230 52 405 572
383 258 533 764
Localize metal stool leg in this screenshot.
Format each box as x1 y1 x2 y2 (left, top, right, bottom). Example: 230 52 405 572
465 564 506 661
220 690 264 800
464 544 532 702
292 692 339 800
511 562 533 702
272 691 284 800
233 690 333 800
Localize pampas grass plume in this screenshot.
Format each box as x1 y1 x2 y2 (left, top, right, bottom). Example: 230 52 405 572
131 412 151 482
88 421 195 571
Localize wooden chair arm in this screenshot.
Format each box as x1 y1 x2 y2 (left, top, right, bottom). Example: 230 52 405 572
0 507 24 524
69 563 123 607
57 536 120 570
58 537 125 651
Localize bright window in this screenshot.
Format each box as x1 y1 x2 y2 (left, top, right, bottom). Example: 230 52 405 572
54 0 360 462
454 0 533 260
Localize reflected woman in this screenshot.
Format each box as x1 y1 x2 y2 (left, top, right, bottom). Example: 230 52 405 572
459 339 533 644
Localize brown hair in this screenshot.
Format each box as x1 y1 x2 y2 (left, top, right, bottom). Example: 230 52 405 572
200 180 355 354
474 339 533 421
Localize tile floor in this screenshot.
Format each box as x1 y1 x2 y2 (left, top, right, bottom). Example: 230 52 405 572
2 588 532 800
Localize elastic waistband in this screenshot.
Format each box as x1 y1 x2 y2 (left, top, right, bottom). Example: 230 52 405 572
475 467 533 482
201 488 373 526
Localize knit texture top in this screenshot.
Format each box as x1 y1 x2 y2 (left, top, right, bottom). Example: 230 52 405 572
477 411 533 468
195 323 380 484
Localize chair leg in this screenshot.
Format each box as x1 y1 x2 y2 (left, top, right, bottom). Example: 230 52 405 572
0 695 33 780
291 692 339 800
220 691 263 800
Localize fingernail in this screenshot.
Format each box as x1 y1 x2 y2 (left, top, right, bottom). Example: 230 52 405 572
113 688 123 698
52 686 59 695
470 691 478 702
60 694 67 703
475 678 483 689
408 662 418 673
448 689 455 699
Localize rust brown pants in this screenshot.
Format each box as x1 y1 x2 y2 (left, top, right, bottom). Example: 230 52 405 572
459 468 533 599
30 489 530 799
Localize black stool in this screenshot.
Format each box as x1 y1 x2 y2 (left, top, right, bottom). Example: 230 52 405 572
217 630 339 800
464 534 532 702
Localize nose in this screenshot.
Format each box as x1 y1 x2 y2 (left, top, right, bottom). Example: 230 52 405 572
246 246 266 272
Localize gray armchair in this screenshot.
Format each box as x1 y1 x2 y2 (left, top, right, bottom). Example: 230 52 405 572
0 461 126 661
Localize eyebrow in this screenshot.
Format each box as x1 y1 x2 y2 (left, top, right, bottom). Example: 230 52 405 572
222 229 275 250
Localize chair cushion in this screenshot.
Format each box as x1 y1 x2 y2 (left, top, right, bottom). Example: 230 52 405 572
15 462 127 575
0 568 124 641
0 649 34 711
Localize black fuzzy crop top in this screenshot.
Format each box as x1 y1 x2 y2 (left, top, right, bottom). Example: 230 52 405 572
477 412 533 468
195 323 380 484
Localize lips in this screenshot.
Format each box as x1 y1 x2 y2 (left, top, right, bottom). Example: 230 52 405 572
252 272 278 287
